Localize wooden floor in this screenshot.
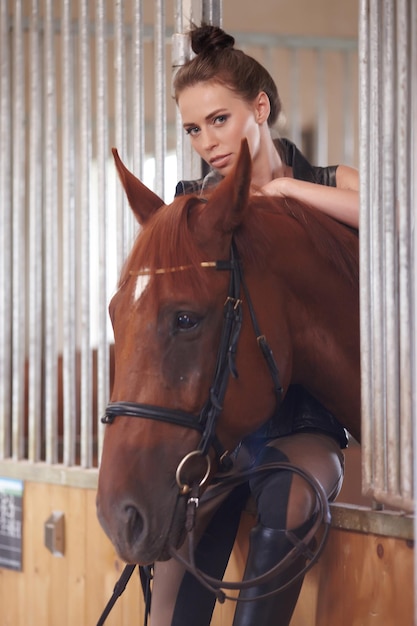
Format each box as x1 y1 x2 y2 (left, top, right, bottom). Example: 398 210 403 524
0 479 414 625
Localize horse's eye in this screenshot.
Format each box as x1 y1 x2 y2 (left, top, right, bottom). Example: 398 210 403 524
176 312 199 331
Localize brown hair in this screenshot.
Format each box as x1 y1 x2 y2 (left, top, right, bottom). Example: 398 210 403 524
173 24 281 127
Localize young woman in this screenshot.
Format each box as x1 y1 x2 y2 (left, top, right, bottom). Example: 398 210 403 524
148 24 359 626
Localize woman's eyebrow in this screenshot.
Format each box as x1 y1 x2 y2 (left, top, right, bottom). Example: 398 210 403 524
183 108 228 127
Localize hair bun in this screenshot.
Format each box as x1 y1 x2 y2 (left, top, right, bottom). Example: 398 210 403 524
190 24 235 55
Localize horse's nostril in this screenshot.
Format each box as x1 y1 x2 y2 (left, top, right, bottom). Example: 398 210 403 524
124 504 144 546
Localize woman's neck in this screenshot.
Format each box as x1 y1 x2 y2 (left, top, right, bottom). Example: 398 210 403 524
251 131 289 187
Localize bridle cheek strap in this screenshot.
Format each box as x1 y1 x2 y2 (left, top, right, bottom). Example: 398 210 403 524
103 240 274 472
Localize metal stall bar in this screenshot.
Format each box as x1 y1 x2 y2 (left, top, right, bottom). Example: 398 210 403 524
342 50 355 165
0 2 12 459
173 0 203 183
79 0 93 468
380 0 400 500
360 0 414 512
62 0 77 466
131 0 145 178
154 0 167 199
315 49 328 166
361 0 385 504
412 0 417 616
114 0 130 274
202 0 222 25
11 0 26 460
395 0 413 505
44 0 59 464
173 0 222 184
95 0 110 460
289 48 302 151
358 0 373 498
28 0 43 462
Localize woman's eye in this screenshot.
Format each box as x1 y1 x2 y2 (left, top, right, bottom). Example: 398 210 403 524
185 126 200 136
176 313 199 331
213 114 228 125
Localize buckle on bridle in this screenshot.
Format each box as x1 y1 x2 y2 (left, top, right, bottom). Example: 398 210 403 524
175 450 211 495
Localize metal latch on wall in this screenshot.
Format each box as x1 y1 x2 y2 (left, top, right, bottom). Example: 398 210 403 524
44 511 65 557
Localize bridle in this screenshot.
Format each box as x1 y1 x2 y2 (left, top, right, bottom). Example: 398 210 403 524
102 239 284 473
96 238 331 626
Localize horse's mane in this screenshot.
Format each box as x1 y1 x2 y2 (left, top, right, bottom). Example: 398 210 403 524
120 193 359 297
242 195 359 285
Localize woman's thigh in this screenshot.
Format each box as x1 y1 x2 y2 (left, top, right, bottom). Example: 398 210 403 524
252 433 344 529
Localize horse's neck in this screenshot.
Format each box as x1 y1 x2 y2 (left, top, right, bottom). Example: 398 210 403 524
286 274 360 440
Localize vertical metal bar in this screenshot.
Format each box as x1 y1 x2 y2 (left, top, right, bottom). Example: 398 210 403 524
202 0 222 25
79 0 92 468
359 0 374 496
368 0 386 500
342 51 355 165
11 0 26 460
0 0 12 459
132 0 145 178
316 49 328 166
381 0 400 499
154 0 166 198
396 0 413 503
44 0 59 464
173 1 202 182
114 0 128 270
28 0 43 462
62 0 77 466
96 0 110 460
411 0 417 610
289 48 301 149
361 0 414 511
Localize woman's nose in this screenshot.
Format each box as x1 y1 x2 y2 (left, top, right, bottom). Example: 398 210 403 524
202 128 218 152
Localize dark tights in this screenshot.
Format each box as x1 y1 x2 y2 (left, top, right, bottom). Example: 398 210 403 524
150 433 344 626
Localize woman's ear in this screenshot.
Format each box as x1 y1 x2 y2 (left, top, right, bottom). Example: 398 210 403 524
255 91 271 124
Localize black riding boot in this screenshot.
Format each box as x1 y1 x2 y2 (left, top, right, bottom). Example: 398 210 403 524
231 523 308 626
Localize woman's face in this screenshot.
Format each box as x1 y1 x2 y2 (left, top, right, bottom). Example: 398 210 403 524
177 81 263 177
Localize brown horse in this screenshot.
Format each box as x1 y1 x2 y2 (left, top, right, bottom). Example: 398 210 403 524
96 140 360 567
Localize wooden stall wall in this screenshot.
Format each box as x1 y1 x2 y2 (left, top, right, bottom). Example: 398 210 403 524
0 482 413 626
0 482 142 626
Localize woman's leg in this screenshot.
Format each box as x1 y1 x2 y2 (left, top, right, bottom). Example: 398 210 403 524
232 432 344 626
149 473 250 626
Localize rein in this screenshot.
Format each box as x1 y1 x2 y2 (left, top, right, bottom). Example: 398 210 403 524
169 461 331 603
96 239 329 626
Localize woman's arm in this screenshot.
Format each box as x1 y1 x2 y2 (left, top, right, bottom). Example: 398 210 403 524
257 164 359 229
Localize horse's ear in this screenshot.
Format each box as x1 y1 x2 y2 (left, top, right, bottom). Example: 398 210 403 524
112 148 165 224
203 138 252 234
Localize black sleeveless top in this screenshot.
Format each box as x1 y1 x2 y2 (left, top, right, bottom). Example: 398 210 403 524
175 138 338 196
175 138 348 448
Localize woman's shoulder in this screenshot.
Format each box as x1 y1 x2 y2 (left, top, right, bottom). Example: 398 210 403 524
175 178 205 197
175 169 223 197
275 137 338 187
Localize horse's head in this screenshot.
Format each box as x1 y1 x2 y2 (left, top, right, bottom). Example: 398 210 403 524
97 140 361 565
97 141 289 564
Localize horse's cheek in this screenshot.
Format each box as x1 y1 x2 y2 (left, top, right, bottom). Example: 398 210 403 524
160 339 209 401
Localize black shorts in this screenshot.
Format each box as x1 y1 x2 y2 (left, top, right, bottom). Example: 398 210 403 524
244 385 349 450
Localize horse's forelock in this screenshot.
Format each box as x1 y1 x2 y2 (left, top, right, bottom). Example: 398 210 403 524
119 195 215 298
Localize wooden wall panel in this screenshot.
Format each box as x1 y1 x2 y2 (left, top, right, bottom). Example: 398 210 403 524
313 530 414 626
0 482 413 625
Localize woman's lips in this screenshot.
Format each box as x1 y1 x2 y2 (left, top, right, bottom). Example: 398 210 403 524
210 154 232 169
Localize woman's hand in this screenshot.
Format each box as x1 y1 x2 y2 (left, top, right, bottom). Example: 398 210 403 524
254 169 359 229
253 177 291 198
